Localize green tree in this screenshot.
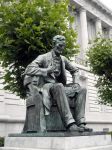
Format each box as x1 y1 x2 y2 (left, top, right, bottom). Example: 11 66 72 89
87 36 112 105
0 0 79 98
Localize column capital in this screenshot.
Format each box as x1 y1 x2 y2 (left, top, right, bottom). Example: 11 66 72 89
95 17 101 22
79 7 86 13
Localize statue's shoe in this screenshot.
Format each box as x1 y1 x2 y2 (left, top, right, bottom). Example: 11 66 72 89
67 124 84 132
78 124 93 132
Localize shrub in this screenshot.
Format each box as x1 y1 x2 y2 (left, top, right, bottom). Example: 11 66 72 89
87 36 112 105
0 137 4 147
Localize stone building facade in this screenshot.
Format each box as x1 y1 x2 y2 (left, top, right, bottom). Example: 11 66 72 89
70 0 112 131
0 0 112 136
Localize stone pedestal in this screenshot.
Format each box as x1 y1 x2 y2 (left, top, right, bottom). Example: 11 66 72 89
1 132 112 150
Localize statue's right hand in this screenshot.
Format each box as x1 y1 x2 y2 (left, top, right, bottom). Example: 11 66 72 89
46 65 55 74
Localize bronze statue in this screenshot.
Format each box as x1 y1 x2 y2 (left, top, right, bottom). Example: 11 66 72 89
23 35 92 133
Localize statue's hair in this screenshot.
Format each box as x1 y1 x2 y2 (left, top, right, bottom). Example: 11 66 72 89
53 35 65 45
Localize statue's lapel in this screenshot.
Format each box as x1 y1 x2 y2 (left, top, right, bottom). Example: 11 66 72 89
61 56 65 73
60 56 67 85
47 52 55 78
47 51 53 66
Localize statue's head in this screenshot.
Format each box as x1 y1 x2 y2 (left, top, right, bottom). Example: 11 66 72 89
52 35 66 56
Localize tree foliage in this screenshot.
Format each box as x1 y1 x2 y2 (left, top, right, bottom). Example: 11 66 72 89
0 0 79 99
87 36 112 105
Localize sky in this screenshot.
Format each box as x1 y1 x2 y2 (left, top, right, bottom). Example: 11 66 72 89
99 0 112 11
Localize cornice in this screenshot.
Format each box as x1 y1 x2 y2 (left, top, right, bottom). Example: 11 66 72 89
91 0 112 16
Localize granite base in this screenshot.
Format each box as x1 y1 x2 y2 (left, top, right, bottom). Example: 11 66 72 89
1 132 112 150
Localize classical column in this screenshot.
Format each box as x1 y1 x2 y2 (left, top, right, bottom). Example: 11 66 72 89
95 18 102 35
79 7 88 59
109 28 112 39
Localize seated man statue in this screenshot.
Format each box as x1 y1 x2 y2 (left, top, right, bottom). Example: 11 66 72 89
23 35 92 133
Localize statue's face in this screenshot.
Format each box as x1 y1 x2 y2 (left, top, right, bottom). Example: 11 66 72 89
54 39 66 56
